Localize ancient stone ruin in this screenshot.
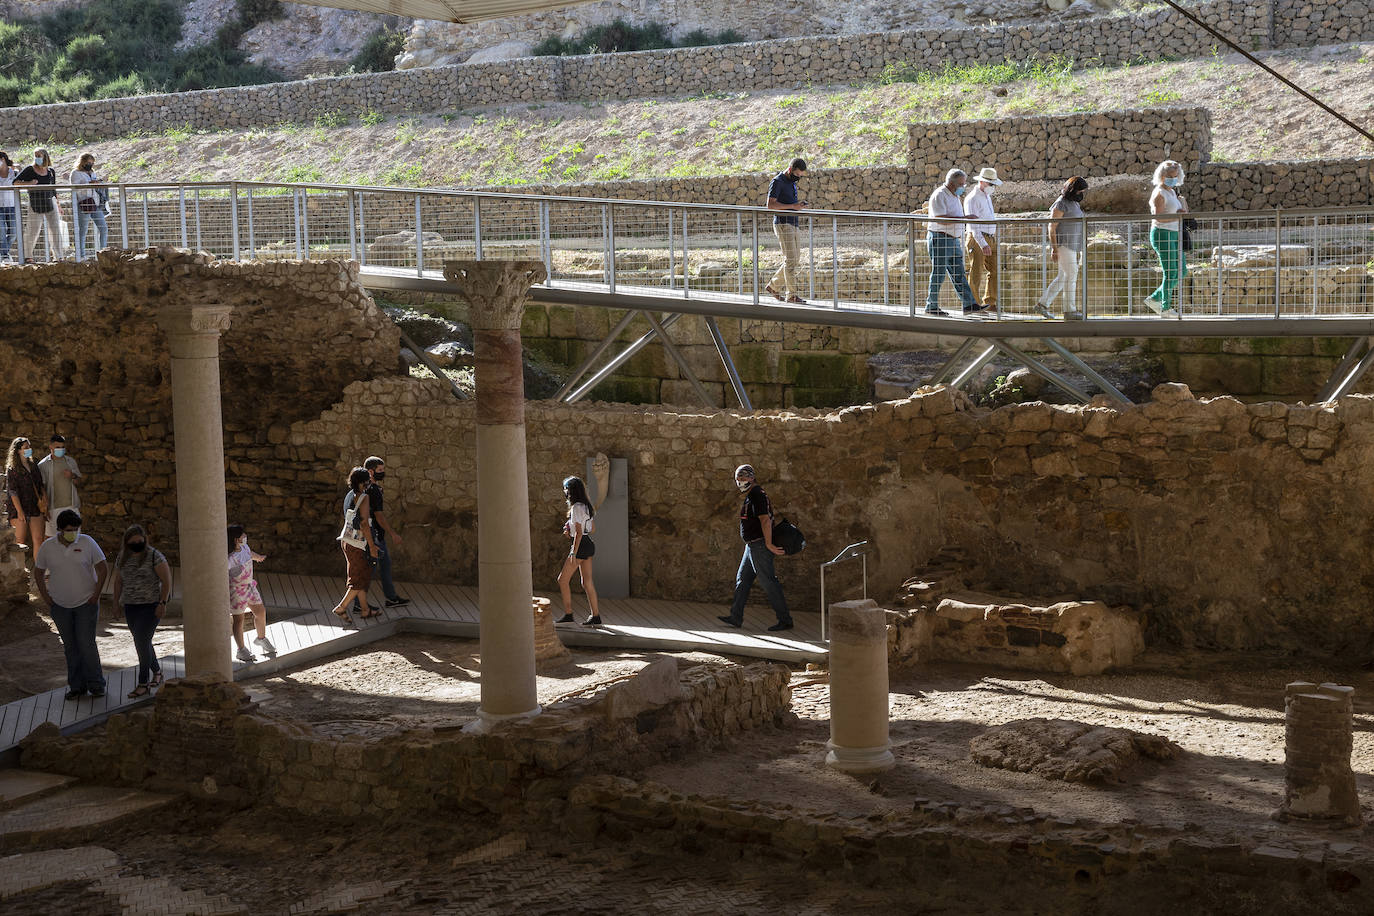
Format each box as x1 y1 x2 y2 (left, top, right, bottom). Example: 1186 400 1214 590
970 718 1181 784
1276 682 1362 827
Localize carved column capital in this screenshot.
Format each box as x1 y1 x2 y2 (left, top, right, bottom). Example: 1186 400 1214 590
443 260 547 330
157 302 234 358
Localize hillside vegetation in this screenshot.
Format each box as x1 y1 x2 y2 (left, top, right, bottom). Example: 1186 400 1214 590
27 43 1374 188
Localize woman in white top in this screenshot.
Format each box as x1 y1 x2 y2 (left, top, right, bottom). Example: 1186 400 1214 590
70 152 107 263
1145 159 1189 317
555 475 602 626
0 151 18 263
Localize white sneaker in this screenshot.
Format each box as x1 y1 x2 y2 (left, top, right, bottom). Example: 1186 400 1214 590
236 646 256 663
1142 297 1163 315
254 636 277 656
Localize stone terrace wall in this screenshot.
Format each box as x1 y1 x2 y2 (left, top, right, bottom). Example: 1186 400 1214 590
1272 0 1374 46
0 0 1269 143
908 107 1213 189
0 250 398 563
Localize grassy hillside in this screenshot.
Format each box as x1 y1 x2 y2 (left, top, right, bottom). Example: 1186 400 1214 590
27 43 1374 187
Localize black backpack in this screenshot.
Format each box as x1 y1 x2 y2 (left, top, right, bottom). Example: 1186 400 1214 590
772 517 806 555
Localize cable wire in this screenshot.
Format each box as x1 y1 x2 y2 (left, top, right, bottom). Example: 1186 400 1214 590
1104 0 1374 146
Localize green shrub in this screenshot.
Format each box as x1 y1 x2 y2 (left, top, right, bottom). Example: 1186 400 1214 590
0 0 285 107
236 0 284 30
93 73 146 99
351 27 406 73
532 19 743 56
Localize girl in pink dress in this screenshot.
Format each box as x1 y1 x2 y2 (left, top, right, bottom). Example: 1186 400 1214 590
228 524 275 663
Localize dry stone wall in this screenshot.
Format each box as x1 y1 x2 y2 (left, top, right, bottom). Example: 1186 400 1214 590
908 107 1213 188
20 662 793 816
0 0 1270 144
0 250 397 565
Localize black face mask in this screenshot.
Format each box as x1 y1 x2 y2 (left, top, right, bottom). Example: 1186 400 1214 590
372 471 385 481
127 541 147 552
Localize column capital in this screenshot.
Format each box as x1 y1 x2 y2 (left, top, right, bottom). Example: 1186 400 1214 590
443 260 547 330
156 302 234 340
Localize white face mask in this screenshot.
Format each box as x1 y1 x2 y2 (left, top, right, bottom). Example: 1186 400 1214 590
736 478 753 492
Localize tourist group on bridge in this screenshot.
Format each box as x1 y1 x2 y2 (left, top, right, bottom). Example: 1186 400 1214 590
765 156 1193 319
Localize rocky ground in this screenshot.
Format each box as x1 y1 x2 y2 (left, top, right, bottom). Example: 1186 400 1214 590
38 43 1374 190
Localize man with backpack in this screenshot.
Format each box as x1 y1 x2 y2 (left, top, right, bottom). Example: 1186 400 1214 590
718 464 793 632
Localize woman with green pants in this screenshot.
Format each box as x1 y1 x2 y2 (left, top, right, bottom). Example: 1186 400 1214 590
1145 159 1188 317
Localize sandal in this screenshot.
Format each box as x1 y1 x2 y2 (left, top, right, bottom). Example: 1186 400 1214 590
332 607 352 622
149 671 164 688
127 684 151 699
358 609 380 619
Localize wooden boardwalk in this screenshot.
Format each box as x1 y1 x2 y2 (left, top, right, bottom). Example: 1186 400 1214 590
1 571 826 756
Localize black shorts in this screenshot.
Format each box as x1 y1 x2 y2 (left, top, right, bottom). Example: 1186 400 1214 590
574 536 595 560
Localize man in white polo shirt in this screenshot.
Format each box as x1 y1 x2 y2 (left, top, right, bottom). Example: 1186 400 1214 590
924 168 986 317
34 509 108 700
964 167 1003 312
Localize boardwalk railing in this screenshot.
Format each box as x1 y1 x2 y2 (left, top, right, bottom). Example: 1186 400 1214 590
13 179 1374 320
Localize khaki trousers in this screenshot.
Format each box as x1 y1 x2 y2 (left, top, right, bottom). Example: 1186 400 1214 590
769 222 802 298
965 233 997 307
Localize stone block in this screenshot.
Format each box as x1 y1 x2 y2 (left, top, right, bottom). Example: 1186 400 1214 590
598 657 683 721
928 590 1144 675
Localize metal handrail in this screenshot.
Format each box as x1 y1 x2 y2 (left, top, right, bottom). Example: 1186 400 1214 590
15 178 1371 333
819 540 869 643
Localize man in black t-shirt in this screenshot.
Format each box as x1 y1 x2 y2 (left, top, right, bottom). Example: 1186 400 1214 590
718 464 793 632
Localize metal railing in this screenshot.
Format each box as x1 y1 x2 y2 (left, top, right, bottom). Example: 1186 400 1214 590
7 180 1374 321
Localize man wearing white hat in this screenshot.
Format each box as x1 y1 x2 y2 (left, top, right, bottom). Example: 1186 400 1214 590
964 167 1003 312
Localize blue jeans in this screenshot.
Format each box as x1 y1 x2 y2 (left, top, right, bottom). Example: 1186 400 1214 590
728 539 791 625
926 231 978 311
50 601 105 693
351 534 399 610
124 603 162 686
0 207 15 260
75 207 107 261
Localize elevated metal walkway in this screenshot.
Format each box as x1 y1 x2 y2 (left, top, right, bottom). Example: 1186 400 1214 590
34 180 1374 403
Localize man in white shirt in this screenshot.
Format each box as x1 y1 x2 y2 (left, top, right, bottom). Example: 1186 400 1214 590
34 509 108 699
38 434 82 538
924 169 986 317
963 167 1003 312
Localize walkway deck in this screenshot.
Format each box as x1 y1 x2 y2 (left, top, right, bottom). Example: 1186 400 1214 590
0 571 825 757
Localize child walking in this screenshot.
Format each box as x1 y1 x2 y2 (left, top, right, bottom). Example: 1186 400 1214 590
555 476 602 626
228 524 276 662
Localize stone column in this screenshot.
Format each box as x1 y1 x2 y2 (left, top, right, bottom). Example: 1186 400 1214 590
158 301 234 682
826 598 895 773
1277 681 1361 826
444 260 547 730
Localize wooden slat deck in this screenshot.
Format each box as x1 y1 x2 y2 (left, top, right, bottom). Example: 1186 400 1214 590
1 570 826 755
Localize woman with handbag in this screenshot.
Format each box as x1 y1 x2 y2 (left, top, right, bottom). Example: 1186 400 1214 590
5 436 47 559
554 475 602 626
70 153 107 262
1144 159 1189 318
13 149 64 263
331 466 380 623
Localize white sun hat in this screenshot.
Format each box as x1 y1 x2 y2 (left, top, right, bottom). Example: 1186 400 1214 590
973 167 1003 185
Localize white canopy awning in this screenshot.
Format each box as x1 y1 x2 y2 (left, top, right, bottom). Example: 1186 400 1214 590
288 0 598 23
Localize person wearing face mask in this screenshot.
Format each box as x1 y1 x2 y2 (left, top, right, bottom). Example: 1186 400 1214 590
350 455 409 613
0 151 19 263
69 152 108 262
13 148 65 263
111 524 170 698
1145 159 1189 317
34 509 108 700
1034 176 1090 321
764 157 809 304
963 167 1003 313
923 168 985 317
38 434 82 539
717 464 793 632
5 436 47 562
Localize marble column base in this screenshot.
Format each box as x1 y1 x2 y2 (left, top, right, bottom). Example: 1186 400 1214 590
825 739 895 773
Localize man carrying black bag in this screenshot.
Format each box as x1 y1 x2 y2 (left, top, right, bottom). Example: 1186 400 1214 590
718 464 794 632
